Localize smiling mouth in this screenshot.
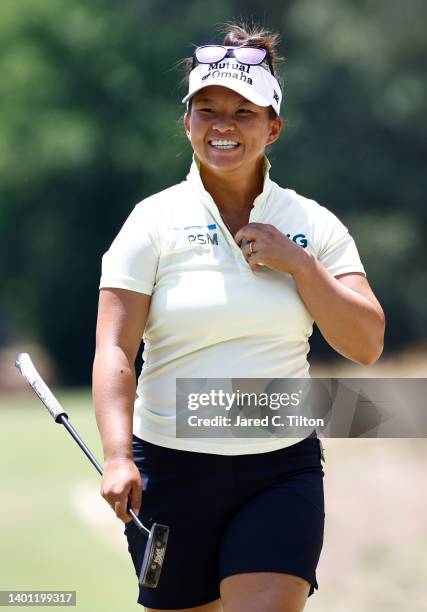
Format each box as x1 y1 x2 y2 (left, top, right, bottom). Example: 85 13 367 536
208 140 241 150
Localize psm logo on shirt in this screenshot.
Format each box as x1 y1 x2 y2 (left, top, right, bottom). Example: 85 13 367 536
188 232 218 245
185 223 218 246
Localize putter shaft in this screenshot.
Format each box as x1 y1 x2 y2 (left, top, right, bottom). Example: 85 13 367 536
59 415 150 536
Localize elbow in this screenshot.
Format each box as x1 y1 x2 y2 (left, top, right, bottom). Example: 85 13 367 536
352 341 384 366
358 344 384 366
356 310 386 366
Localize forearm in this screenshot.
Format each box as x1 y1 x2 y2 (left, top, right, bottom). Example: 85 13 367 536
293 252 385 365
92 346 136 462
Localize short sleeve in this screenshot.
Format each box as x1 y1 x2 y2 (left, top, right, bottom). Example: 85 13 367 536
314 206 366 277
99 200 160 295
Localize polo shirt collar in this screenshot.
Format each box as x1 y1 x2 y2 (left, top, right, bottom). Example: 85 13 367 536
186 154 273 209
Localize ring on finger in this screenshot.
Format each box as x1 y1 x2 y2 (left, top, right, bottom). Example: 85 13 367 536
249 241 254 255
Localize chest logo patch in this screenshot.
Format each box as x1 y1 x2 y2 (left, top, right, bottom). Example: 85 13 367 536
171 223 219 247
188 232 218 245
186 224 218 246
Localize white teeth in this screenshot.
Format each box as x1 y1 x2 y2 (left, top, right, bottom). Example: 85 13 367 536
210 140 239 149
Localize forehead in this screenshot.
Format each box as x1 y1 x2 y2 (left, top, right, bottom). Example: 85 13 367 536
191 85 253 104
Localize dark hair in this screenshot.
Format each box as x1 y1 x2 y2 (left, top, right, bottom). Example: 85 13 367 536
179 21 285 119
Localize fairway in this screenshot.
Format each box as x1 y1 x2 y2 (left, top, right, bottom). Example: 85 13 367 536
0 390 141 612
2 390 427 612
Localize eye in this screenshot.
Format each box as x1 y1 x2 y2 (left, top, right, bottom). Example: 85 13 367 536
197 107 214 114
237 108 253 114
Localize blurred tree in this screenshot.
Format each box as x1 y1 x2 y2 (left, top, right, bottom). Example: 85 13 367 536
231 0 427 358
0 0 426 382
0 0 233 382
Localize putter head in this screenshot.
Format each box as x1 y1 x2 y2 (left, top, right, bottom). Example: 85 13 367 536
139 523 169 588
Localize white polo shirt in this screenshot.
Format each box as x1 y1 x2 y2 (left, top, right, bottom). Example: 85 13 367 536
100 155 366 455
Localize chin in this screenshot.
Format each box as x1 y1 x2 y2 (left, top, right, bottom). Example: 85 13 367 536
204 149 244 169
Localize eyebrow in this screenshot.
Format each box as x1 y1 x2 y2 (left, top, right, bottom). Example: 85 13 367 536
193 95 250 104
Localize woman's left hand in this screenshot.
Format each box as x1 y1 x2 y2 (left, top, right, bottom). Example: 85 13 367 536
235 223 309 275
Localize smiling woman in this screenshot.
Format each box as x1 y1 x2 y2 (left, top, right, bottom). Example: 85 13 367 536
182 84 283 238
183 86 283 215
92 20 385 612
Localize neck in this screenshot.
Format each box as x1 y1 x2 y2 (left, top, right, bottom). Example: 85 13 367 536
198 157 266 212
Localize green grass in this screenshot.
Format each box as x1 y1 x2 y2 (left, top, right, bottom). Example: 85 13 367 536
0 390 141 611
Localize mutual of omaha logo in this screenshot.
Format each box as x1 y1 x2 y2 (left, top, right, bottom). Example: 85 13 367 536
202 60 253 86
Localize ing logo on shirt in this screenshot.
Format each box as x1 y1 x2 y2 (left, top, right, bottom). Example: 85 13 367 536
287 233 308 248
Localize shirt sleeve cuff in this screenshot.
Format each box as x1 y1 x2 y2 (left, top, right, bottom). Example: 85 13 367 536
99 276 154 295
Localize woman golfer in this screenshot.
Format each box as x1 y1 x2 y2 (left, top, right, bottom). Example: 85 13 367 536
93 23 385 612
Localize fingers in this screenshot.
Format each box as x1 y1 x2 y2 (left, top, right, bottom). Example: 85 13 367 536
117 489 141 523
248 256 265 272
236 224 277 272
100 459 142 524
241 241 265 272
241 240 256 258
237 223 298 274
115 497 132 524
235 222 270 246
109 486 141 524
129 482 142 519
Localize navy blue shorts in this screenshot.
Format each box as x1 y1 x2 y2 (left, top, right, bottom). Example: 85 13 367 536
124 434 325 609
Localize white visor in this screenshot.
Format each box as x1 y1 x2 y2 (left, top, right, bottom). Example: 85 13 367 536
182 60 282 116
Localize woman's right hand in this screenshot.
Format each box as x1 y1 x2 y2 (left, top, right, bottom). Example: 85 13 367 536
101 457 142 523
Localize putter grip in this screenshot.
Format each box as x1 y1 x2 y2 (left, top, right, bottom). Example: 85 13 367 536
15 353 67 422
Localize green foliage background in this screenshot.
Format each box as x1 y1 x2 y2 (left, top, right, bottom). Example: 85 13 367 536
1 0 426 383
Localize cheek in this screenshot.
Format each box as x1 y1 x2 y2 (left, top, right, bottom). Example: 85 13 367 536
186 117 204 140
245 125 271 147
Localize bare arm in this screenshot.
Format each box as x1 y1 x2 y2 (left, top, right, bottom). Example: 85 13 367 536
293 262 385 365
92 287 151 522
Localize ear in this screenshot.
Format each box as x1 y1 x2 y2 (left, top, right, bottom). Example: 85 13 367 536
266 115 284 146
183 112 191 139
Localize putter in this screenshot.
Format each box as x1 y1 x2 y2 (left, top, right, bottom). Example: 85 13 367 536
15 352 169 588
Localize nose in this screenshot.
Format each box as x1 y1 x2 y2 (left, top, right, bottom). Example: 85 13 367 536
212 114 235 132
